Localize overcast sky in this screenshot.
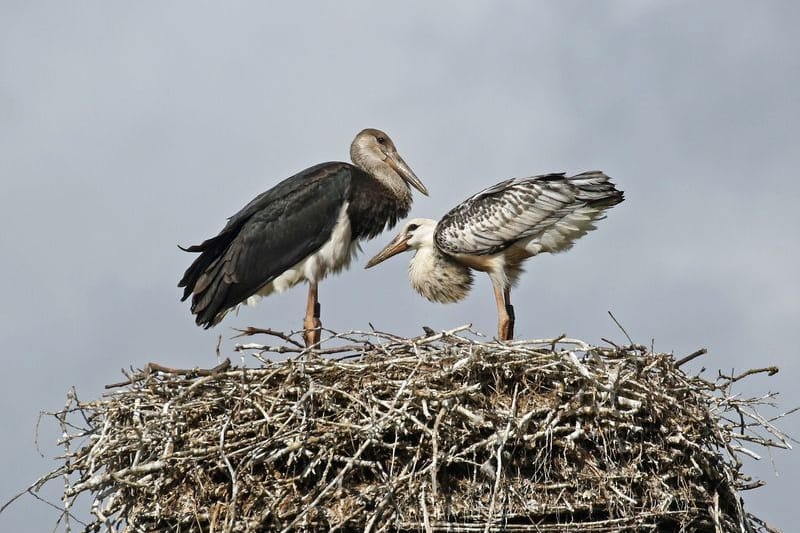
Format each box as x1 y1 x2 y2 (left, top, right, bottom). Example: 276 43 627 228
1 1 798 530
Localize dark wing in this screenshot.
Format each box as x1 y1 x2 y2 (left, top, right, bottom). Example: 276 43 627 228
178 162 354 327
434 172 623 256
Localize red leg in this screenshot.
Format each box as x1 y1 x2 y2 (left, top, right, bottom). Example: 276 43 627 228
303 282 321 347
493 282 513 341
504 287 515 340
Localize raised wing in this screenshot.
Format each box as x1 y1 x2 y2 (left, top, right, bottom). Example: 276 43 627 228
434 172 623 256
178 162 353 327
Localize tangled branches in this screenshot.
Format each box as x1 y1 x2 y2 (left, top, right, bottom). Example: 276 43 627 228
17 327 793 532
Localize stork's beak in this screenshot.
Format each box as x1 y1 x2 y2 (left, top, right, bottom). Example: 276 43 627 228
386 152 428 196
365 233 410 268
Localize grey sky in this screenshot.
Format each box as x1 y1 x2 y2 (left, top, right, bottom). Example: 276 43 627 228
1 1 798 530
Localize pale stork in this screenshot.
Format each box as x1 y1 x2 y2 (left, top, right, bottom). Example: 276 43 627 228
365 172 623 340
179 128 427 346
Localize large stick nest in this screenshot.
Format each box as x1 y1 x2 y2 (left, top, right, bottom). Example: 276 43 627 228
34 327 793 532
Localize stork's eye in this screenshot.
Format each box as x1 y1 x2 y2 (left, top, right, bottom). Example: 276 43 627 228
407 223 419 232
376 136 386 144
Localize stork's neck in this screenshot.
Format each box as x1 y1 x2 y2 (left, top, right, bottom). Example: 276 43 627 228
352 155 412 206
408 245 473 304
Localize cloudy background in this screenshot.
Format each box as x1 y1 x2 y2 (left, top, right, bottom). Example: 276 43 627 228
1 1 798 530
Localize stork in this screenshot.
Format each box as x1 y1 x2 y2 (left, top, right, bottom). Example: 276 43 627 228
179 128 428 347
365 172 623 340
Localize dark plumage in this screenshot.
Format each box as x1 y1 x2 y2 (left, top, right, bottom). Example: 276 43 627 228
179 129 427 345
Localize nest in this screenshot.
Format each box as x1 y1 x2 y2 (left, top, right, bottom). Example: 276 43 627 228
25 326 793 532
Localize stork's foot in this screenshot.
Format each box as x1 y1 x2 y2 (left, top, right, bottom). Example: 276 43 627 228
498 304 515 341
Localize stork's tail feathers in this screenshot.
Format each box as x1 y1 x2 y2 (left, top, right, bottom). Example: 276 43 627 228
178 237 235 328
519 171 624 256
569 171 625 208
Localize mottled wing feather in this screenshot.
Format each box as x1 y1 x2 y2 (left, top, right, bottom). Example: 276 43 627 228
179 162 353 327
434 172 623 256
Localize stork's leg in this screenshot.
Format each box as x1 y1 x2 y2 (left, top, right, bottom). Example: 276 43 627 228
504 287 515 340
303 282 321 347
493 282 513 341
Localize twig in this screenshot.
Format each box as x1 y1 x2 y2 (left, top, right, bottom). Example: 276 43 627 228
484 383 519 533
721 367 780 384
105 359 232 388
220 416 238 533
232 327 304 348
607 311 634 345
675 348 708 367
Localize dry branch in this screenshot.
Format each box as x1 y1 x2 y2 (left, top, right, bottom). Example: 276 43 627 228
15 328 793 532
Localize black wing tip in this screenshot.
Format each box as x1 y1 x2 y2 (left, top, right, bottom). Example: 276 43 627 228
596 185 625 207
178 243 204 253
182 296 220 329
606 189 625 208
177 272 196 295
565 170 625 208
195 308 222 329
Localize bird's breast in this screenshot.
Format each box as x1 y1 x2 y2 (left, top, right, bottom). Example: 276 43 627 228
409 248 474 304
249 203 357 302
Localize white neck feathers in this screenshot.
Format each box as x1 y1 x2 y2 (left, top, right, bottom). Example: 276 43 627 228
408 245 473 304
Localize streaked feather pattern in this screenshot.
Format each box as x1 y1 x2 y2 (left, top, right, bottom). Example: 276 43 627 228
366 171 623 341
434 171 623 258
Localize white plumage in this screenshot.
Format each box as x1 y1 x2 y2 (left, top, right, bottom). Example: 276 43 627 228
246 203 357 305
366 171 624 340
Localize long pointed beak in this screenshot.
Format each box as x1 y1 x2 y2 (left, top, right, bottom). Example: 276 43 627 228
365 234 410 269
386 152 428 196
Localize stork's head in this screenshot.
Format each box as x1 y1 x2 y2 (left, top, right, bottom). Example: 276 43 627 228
350 129 428 196
365 218 437 268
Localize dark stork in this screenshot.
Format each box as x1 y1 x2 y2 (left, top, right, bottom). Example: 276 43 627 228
178 128 428 346
365 171 623 340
